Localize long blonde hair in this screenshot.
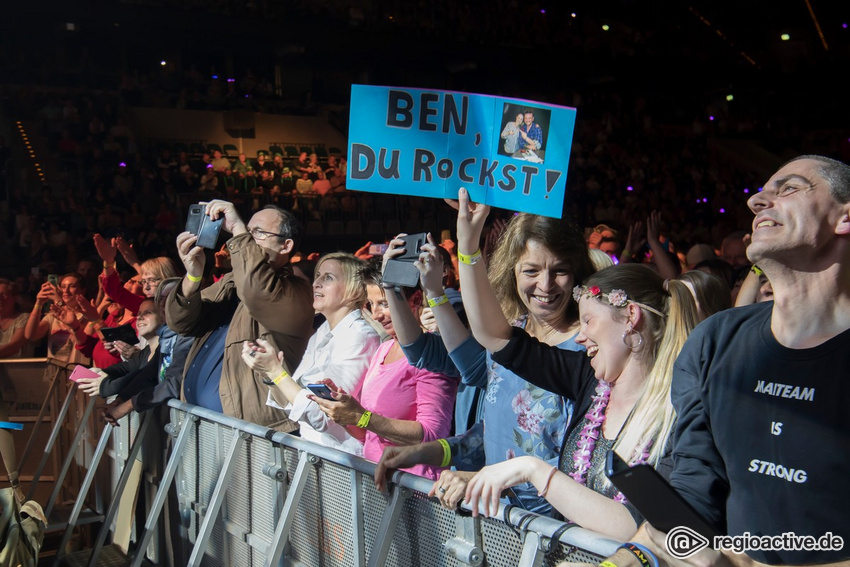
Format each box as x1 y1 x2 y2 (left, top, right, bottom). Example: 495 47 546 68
580 265 700 466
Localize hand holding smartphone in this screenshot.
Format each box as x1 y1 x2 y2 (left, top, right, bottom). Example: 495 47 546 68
306 383 336 401
185 203 223 249
383 232 427 288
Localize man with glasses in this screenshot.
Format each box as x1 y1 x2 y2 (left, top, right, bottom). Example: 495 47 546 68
166 200 314 431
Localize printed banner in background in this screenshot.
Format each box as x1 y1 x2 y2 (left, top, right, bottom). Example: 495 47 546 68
347 84 576 218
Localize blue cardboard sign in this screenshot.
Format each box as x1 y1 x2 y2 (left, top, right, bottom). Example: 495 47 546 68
347 85 576 218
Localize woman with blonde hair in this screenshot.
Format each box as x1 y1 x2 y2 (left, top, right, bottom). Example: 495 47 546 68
241 252 381 455
94 233 180 314
451 188 699 540
375 211 595 516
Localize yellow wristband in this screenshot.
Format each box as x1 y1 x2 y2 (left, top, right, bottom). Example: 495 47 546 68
457 249 482 265
751 265 764 276
356 410 372 429
600 562 620 567
186 273 202 283
262 369 289 386
427 294 449 308
437 438 452 468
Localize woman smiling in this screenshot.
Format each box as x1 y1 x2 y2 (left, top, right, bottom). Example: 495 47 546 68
452 188 699 540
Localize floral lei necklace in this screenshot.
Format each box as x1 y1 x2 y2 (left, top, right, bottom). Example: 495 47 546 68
568 380 651 503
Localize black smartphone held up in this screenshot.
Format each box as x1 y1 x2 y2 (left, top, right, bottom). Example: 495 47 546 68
196 214 223 249
185 204 223 249
382 232 428 288
99 323 141 345
306 383 336 401
605 450 719 540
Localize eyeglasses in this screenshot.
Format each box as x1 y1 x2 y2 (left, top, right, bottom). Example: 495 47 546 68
248 226 287 241
139 278 161 286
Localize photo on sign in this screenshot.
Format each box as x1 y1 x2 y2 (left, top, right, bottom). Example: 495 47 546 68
497 103 551 163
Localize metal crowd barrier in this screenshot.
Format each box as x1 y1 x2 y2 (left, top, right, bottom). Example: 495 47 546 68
8 357 621 566
3 358 154 564
3 359 109 529
119 400 620 567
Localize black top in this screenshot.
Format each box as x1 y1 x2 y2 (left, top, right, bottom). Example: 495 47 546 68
671 302 850 564
491 327 673 526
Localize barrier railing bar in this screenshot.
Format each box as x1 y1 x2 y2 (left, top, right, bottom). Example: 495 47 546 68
45 395 98 517
28 380 80 501
349 469 365 567
52 422 114 566
262 450 311 567
130 413 198 567
187 428 247 567
502 506 620 559
85 412 153 567
167 400 368 471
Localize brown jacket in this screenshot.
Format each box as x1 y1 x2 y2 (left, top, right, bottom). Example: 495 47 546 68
166 232 314 431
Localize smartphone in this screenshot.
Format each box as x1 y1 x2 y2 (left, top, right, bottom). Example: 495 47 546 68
396 232 427 261
306 383 336 401
605 450 719 539
185 204 204 235
196 214 223 249
47 274 59 287
368 243 389 256
69 365 102 383
99 323 141 345
382 232 428 288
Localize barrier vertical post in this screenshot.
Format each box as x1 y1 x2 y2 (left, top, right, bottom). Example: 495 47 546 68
52 422 115 567
262 450 312 567
129 412 197 567
186 429 247 567
84 412 152 567
44 395 98 516
27 380 80 501
349 469 365 567
366 484 412 567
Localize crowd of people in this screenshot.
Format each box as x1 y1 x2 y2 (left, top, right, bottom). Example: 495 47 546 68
2 2 847 564
1 152 848 567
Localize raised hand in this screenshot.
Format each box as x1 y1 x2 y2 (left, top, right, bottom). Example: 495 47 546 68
381 235 408 275
203 199 246 235
445 187 490 255
115 236 140 268
93 233 117 265
415 235 446 296
176 231 205 280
